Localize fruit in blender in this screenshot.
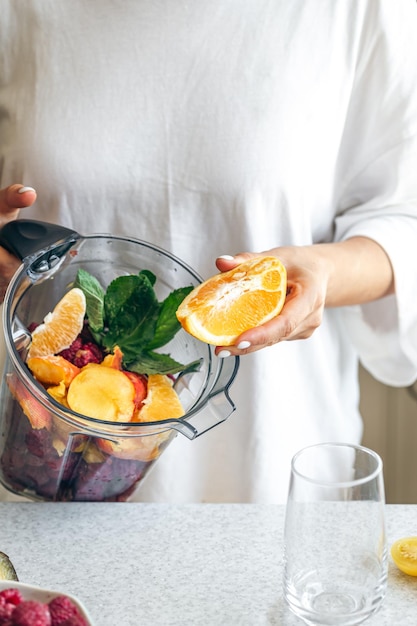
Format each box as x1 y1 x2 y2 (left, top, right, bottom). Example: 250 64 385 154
67 364 136 422
27 288 86 359
1 267 194 502
26 355 80 387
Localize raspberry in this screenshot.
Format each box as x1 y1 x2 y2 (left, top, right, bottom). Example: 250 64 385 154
10 600 51 626
59 335 103 368
0 589 22 606
0 601 14 623
72 342 103 368
48 596 80 625
0 588 22 625
59 337 83 364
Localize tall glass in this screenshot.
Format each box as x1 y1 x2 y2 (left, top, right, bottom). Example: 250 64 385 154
283 442 387 626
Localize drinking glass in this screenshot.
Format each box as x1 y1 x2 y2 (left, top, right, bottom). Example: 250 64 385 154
283 442 387 626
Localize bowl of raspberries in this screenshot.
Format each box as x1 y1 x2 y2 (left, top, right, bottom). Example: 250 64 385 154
0 581 93 626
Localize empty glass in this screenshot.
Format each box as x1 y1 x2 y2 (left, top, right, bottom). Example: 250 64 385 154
283 442 387 626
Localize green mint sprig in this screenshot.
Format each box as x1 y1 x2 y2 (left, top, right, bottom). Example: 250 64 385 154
74 268 198 375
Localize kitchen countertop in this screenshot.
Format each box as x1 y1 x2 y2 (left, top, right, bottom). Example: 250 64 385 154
0 503 416 625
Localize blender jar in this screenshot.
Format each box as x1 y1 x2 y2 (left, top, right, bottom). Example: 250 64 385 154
0 221 239 501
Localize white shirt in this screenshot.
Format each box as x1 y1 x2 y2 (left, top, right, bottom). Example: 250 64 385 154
1 0 417 502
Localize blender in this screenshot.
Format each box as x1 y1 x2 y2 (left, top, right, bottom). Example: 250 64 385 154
0 220 239 501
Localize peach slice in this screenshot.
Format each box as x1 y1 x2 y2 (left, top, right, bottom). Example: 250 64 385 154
67 363 135 422
101 347 147 411
102 346 124 370
27 355 80 387
47 381 70 408
124 371 147 411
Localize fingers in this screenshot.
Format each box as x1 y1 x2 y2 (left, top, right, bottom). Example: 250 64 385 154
0 184 37 302
0 248 21 302
215 252 258 272
0 184 37 225
214 279 326 357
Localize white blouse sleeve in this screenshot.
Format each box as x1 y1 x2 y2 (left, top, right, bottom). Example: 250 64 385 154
333 0 417 386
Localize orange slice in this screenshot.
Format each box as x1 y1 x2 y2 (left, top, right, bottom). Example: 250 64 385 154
135 374 185 422
176 256 287 346
27 287 86 359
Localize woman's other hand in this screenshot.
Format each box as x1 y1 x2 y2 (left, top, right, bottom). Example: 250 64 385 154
215 237 394 356
0 184 37 301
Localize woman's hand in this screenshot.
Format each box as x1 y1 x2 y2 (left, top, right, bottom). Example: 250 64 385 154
0 184 37 301
215 237 394 356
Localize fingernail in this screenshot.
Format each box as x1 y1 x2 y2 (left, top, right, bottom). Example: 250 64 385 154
18 186 36 194
217 255 234 260
237 340 251 350
217 350 231 358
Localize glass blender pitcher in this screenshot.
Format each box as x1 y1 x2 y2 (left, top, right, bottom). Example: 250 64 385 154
0 220 239 501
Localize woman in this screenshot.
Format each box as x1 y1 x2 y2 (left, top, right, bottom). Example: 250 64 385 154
0 0 416 502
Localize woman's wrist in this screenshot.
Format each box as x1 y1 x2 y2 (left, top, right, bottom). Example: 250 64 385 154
314 236 394 307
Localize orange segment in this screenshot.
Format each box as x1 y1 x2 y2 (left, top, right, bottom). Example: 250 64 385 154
176 256 287 346
27 287 86 358
135 374 185 422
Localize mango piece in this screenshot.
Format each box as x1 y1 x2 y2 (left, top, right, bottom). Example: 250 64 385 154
67 363 135 422
27 355 80 387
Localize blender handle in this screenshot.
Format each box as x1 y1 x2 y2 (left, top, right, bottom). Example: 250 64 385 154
0 219 79 261
171 355 240 440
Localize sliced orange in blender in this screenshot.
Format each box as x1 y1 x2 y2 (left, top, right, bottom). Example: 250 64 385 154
176 256 287 346
27 287 86 359
135 374 185 422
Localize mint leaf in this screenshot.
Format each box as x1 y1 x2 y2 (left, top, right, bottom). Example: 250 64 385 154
139 269 156 286
76 268 195 375
74 268 105 333
102 274 160 351
147 286 193 350
126 351 198 376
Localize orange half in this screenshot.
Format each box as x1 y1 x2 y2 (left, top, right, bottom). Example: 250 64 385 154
176 256 287 346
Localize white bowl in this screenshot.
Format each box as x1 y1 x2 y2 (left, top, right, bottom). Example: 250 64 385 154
0 580 94 624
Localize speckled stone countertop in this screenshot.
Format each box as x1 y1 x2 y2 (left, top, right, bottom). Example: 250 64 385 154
0 503 416 625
